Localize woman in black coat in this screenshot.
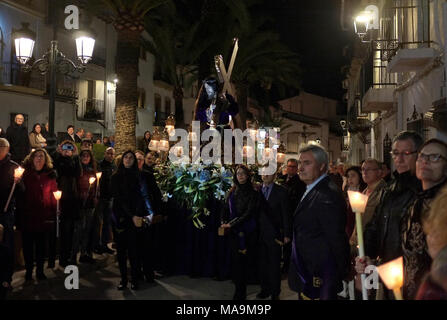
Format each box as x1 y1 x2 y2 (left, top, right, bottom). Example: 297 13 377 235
220 165 261 300
111 150 161 290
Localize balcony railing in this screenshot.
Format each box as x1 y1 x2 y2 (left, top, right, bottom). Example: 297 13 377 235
0 62 45 91
381 1 435 66
76 98 105 121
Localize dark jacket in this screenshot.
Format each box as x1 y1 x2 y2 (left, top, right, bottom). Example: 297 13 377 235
0 153 21 212
78 164 97 209
59 132 76 144
5 123 31 164
112 168 162 231
221 183 260 232
364 171 422 264
259 183 290 241
52 153 82 218
288 175 350 299
0 243 13 285
16 169 58 232
99 159 116 200
402 179 447 300
279 174 306 213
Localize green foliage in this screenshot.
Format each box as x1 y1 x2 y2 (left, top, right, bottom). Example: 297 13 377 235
75 143 107 162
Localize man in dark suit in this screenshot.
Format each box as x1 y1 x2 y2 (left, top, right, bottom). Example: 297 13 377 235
5 114 31 164
257 173 290 300
59 125 76 144
74 128 84 143
279 158 306 277
288 144 350 300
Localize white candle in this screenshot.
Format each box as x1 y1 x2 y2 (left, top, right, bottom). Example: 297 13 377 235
53 190 62 238
347 190 369 300
4 167 25 212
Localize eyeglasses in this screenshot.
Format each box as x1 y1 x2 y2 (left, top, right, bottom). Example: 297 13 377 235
287 165 297 168
390 150 417 159
417 153 447 163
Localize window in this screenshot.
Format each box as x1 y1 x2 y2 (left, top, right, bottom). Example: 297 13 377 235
154 94 161 115
138 88 146 109
165 97 171 114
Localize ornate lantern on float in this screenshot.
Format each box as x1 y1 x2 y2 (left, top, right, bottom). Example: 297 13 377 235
165 114 175 136
148 127 161 152
277 142 286 164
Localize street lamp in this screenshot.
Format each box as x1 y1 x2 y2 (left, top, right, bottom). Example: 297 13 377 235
13 22 95 153
354 5 379 42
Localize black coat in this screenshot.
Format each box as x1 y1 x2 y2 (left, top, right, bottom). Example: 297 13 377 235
259 183 290 242
52 153 82 218
112 168 162 230
98 159 116 200
5 123 31 164
0 153 21 212
364 170 422 264
279 174 306 214
59 132 76 144
288 175 350 299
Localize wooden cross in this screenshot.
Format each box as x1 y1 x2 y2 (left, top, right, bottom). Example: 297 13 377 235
214 38 238 97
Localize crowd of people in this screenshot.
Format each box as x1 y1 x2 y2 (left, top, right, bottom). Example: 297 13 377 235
0 113 446 301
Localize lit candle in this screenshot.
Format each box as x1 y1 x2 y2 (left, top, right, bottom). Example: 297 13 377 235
347 191 368 213
347 190 369 300
277 152 286 164
53 191 62 238
159 139 170 152
4 167 25 213
377 256 404 300
148 139 159 152
95 172 102 198
189 131 197 142
89 177 96 185
264 147 272 158
243 145 253 158
165 125 175 136
176 146 183 157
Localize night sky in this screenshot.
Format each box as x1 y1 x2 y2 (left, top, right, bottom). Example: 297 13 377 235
265 0 352 103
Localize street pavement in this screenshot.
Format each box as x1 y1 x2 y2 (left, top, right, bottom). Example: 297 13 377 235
8 253 297 300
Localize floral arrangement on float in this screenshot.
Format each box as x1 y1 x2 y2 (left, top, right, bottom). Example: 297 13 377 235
153 161 262 228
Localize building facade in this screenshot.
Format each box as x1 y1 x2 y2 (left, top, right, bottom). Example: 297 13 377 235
0 0 194 142
248 91 344 164
342 0 447 168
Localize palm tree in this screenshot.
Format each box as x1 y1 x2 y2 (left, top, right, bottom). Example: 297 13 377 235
227 31 302 129
82 0 167 153
142 5 214 128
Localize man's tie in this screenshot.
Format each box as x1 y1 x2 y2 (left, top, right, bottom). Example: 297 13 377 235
263 186 268 200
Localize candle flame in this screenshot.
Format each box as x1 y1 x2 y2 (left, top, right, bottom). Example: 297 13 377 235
89 177 96 184
53 190 62 200
14 167 25 178
96 172 102 179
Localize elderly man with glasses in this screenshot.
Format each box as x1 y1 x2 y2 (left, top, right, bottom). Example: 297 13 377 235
355 131 423 300
401 138 447 299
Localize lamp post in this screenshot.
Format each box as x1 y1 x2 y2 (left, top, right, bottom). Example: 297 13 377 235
13 22 95 153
